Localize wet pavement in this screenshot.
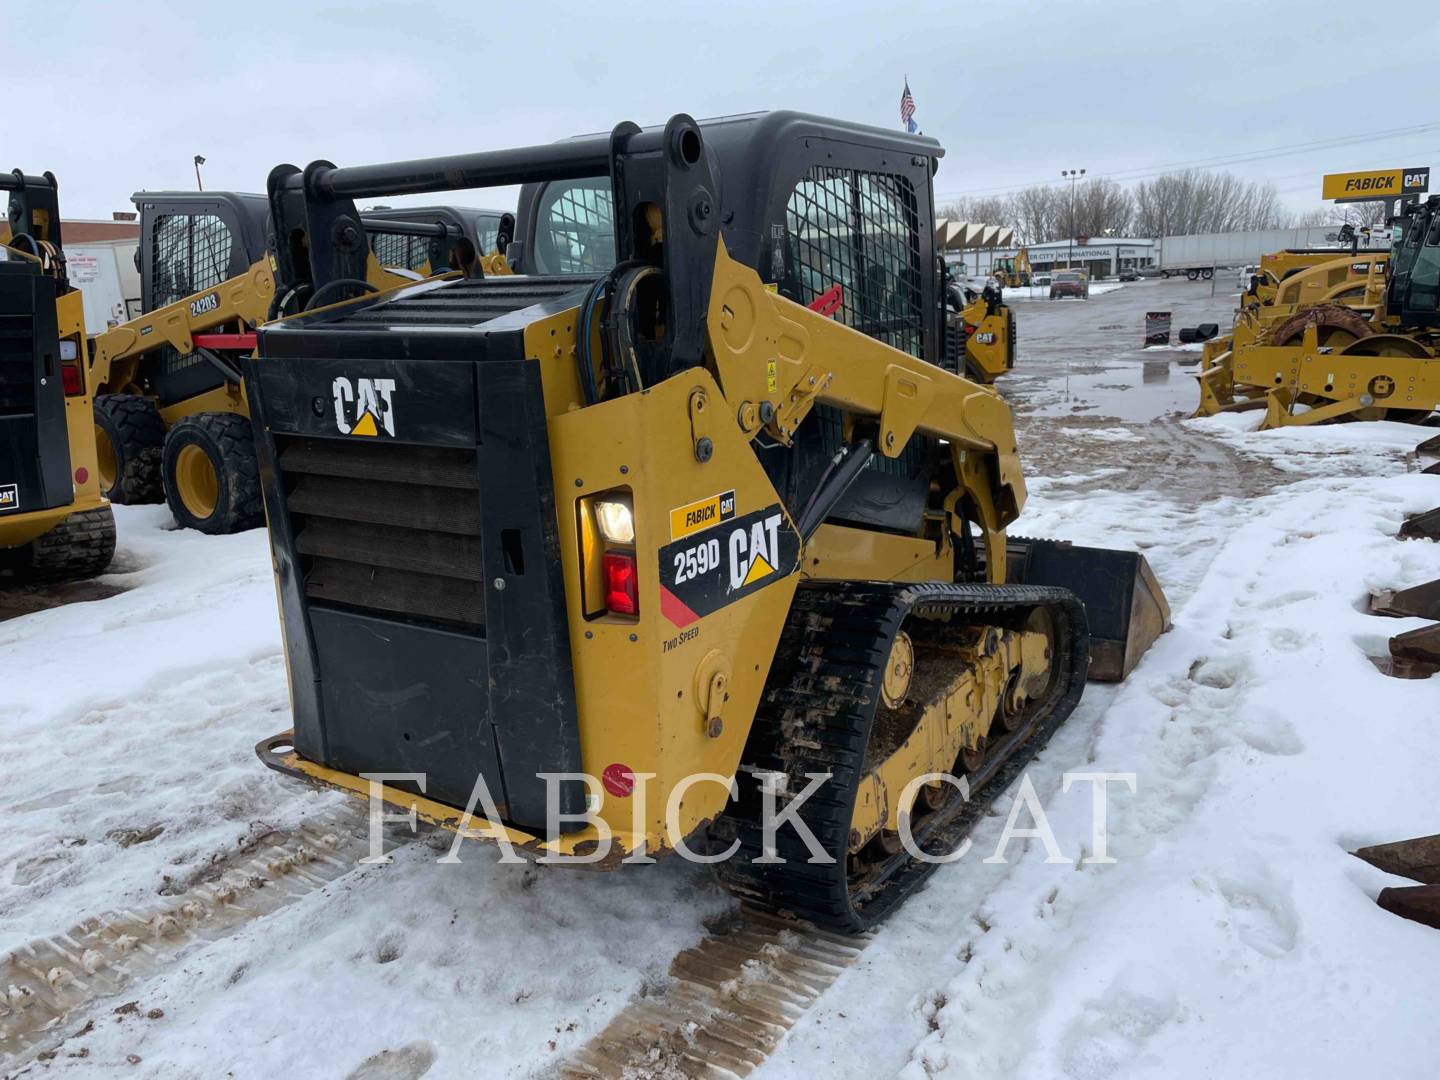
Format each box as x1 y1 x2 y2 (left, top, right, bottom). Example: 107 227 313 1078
996 276 1297 503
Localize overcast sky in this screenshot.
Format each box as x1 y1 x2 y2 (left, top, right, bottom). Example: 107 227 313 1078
9 0 1438 222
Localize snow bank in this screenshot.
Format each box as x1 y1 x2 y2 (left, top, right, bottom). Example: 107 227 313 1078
761 436 1440 1080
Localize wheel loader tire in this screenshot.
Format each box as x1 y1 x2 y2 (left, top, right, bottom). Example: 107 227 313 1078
2 505 116 583
162 412 262 534
93 394 165 504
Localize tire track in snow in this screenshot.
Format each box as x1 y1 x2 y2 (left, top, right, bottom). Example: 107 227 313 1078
561 908 869 1079
0 804 375 1070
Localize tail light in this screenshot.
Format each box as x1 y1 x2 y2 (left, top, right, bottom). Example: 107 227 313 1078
59 339 84 396
963 323 978 336
603 551 638 615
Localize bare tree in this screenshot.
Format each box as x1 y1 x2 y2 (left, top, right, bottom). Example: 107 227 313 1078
1342 200 1390 228
937 195 1014 229
1071 178 1134 238
1132 169 1291 235
1009 185 1063 244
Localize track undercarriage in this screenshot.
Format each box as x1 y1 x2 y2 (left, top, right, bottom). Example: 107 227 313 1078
716 580 1088 932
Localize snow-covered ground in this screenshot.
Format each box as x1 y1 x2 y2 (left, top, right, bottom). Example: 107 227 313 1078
4 280 1440 1077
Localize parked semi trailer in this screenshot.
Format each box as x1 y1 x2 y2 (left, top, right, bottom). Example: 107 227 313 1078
1159 226 1388 281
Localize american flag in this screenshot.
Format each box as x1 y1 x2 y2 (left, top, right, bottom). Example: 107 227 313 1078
900 80 917 133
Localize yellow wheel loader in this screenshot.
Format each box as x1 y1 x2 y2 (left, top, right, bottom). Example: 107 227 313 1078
1197 199 1440 427
88 192 513 533
245 113 1168 932
1 171 115 583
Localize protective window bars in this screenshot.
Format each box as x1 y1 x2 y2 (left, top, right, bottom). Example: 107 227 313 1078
784 167 924 358
540 179 616 275
150 214 234 310
370 232 431 272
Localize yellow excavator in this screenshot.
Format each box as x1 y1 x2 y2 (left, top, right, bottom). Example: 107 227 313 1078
246 112 1168 931
1197 201 1440 427
1 171 115 583
992 246 1031 288
88 192 513 532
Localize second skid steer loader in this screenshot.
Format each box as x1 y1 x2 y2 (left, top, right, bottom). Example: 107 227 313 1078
246 112 1168 931
88 192 514 532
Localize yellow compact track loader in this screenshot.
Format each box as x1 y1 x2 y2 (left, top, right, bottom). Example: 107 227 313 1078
247 113 1168 931
943 268 1015 383
89 192 513 533
1197 201 1440 428
1 171 115 583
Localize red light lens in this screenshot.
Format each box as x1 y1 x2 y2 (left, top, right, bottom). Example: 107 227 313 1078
61 361 83 396
603 551 638 615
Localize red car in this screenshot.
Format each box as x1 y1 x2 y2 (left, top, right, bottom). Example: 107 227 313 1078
1049 270 1090 299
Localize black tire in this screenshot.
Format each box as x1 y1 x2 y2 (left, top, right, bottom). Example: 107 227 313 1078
1186 269 1199 281
2 505 116 583
93 394 165 504
162 412 262 534
1201 269 1214 281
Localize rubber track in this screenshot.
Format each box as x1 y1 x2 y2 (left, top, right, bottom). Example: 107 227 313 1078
714 579 1089 933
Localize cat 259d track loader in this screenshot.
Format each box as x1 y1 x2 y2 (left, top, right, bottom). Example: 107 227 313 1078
248 112 1168 932
1 171 115 583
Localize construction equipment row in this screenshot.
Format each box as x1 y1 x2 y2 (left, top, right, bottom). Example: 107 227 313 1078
1195 197 1440 429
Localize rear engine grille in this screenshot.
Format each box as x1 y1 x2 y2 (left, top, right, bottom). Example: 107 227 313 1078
0 315 35 416
279 437 485 632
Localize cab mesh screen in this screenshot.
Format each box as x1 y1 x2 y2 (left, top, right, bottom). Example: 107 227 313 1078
784 167 924 359
784 167 927 479
150 214 233 309
540 180 616 275
370 232 431 271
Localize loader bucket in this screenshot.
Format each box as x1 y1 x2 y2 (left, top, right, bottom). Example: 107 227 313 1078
1387 623 1440 679
1398 508 1440 541
1369 579 1440 620
1007 539 1171 681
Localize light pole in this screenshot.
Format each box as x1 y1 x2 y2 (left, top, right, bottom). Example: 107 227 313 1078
1061 168 1085 269
193 155 206 191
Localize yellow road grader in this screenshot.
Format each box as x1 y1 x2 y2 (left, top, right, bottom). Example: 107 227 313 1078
1 171 115 583
1196 200 1440 428
245 112 1168 931
88 192 513 532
